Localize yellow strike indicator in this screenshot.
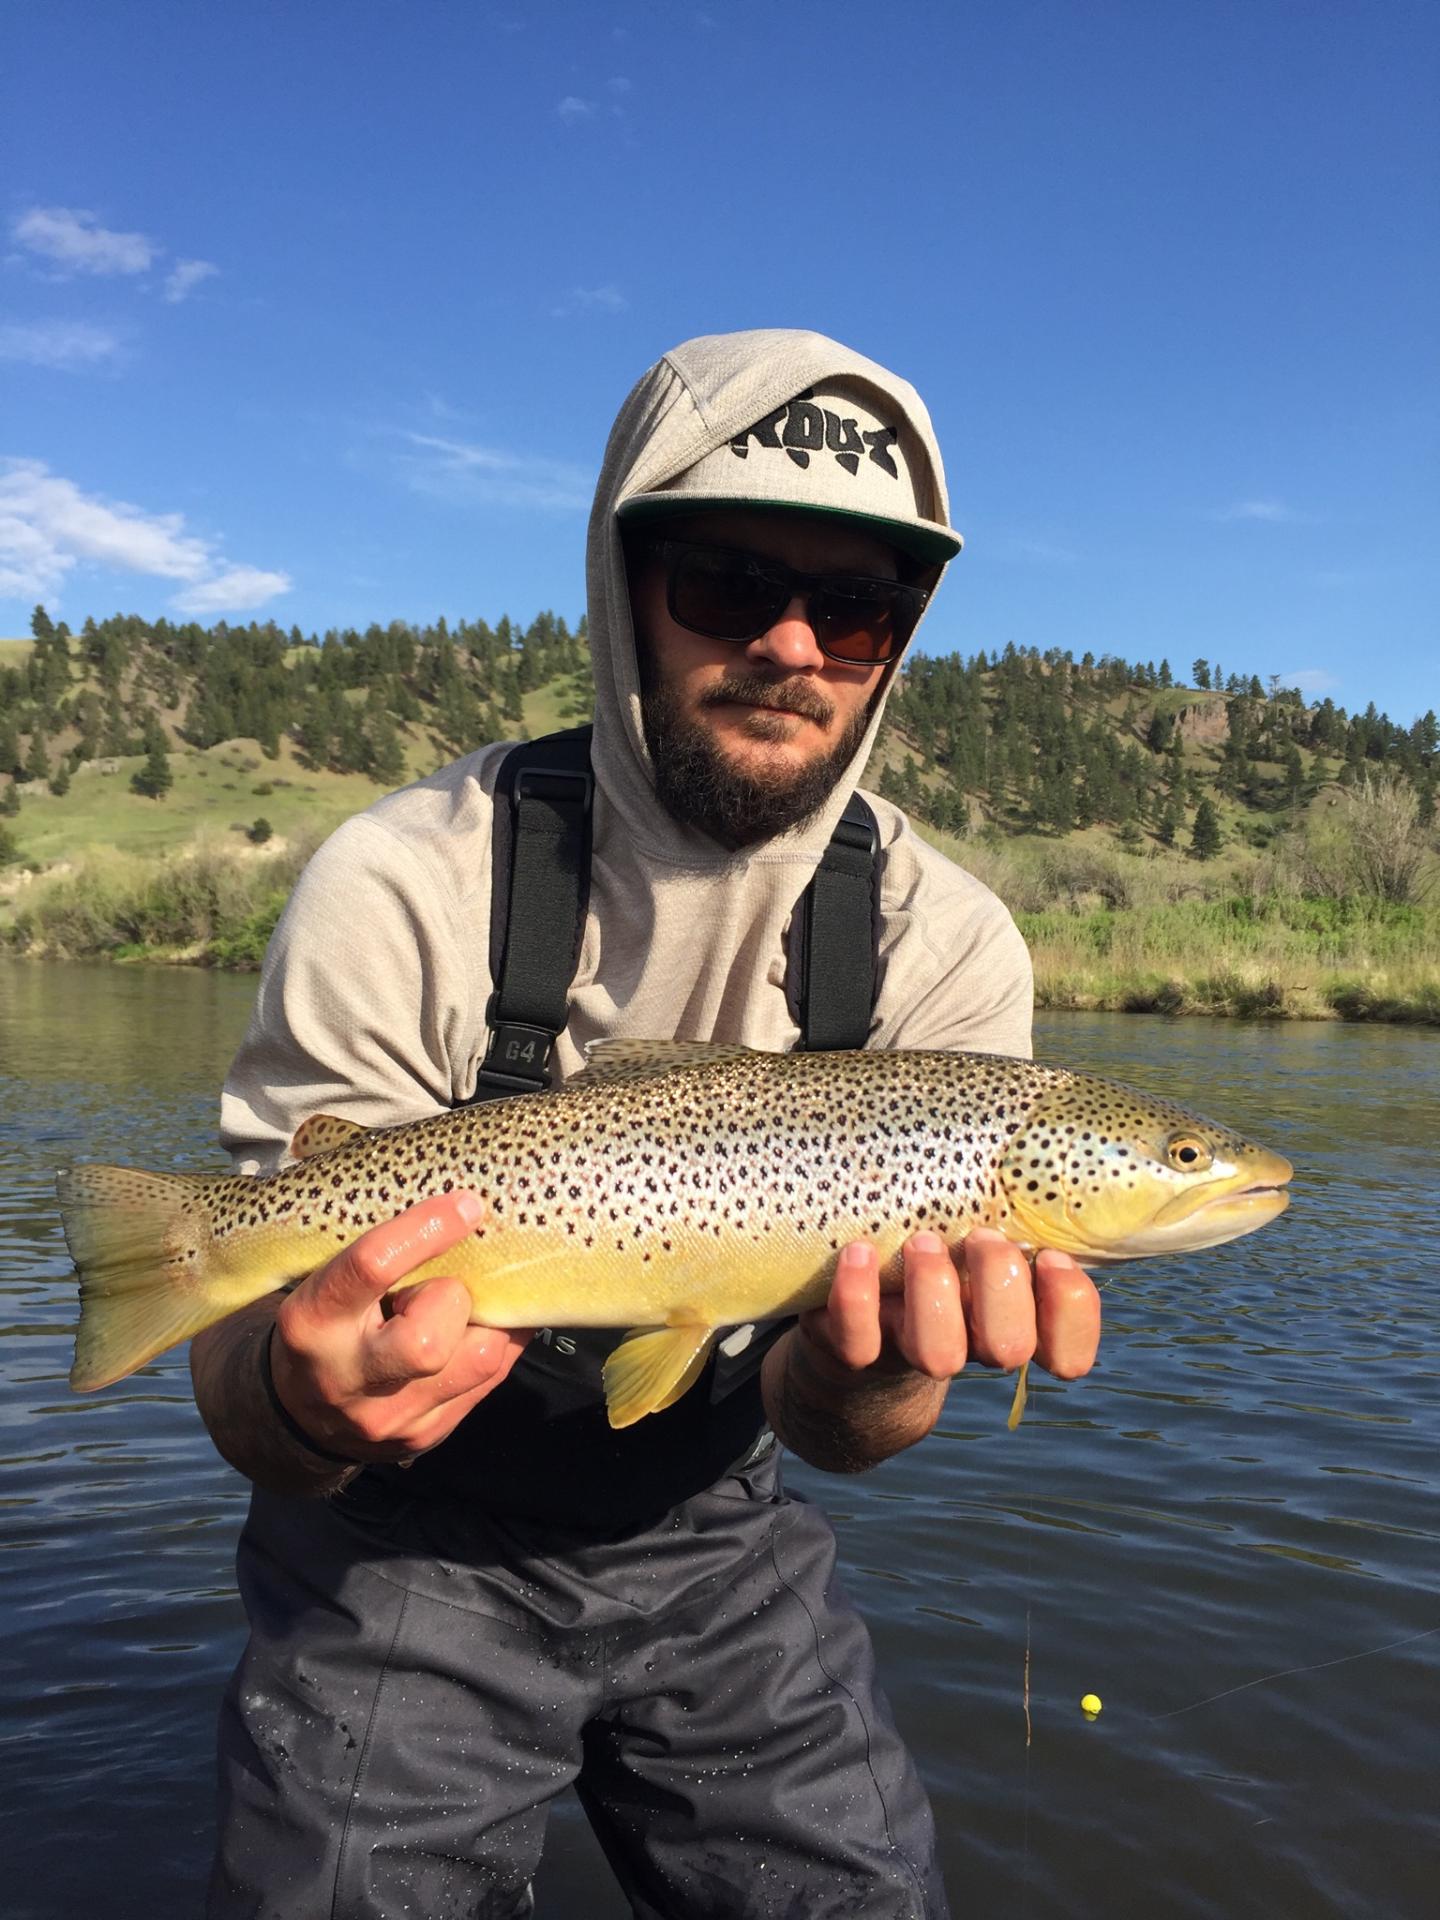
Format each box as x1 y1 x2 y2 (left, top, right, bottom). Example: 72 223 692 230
1080 1693 1102 1716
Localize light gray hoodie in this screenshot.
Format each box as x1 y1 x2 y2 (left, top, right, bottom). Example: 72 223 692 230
221 330 1031 1171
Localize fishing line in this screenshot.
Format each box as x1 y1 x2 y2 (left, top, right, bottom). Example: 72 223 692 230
1151 1622 1440 1719
1018 1376 1038 1920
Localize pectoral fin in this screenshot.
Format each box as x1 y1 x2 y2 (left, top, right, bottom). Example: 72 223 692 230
602 1325 718 1429
1007 1359 1030 1431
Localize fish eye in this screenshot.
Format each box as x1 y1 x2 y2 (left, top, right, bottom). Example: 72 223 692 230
1165 1132 1213 1172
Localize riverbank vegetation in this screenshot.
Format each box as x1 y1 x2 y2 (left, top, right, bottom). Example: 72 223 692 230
2 606 1435 1021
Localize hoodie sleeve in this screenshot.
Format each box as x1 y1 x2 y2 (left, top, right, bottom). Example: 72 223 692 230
219 812 480 1175
867 807 1034 1060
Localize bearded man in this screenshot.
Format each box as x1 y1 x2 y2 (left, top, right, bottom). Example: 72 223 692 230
194 329 1101 1919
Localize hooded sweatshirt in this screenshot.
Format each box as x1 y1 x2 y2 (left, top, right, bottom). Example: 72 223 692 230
219 330 1032 1526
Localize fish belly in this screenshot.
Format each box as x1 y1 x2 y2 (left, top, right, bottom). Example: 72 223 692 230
429 1221 851 1332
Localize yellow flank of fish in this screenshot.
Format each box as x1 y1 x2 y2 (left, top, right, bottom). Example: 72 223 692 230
56 1039 1292 1427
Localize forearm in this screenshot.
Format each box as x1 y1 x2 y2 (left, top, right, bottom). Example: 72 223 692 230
761 1327 947 1474
189 1294 360 1498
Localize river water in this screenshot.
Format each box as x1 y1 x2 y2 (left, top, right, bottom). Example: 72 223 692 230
2 957 1437 1919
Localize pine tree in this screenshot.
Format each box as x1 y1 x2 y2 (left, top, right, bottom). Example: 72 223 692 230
131 719 173 799
23 728 50 784
1192 659 1210 690
367 708 407 786
1283 746 1305 808
1190 797 1222 860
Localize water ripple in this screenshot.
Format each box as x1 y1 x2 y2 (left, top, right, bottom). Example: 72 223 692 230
2 970 1437 1918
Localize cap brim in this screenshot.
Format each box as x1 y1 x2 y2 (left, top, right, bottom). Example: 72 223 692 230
616 493 962 566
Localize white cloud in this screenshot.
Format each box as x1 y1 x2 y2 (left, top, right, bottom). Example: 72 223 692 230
552 282 627 318
0 318 123 370
12 206 157 276
606 76 632 93
172 566 292 615
557 95 596 119
1278 668 1341 696
163 258 219 304
1213 497 1304 524
0 458 289 612
395 432 591 512
993 533 1079 565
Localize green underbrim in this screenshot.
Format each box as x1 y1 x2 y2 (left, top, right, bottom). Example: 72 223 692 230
616 493 962 566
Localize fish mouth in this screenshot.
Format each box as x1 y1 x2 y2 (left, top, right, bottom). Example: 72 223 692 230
1150 1150 1293 1231
1132 1153 1293 1254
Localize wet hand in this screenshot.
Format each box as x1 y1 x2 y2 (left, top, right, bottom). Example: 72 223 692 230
800 1226 1101 1392
270 1190 531 1463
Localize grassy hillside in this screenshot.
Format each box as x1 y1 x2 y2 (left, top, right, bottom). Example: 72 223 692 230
2 612 1435 1020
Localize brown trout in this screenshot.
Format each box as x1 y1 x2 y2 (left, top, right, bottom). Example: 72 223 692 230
58 1039 1292 1427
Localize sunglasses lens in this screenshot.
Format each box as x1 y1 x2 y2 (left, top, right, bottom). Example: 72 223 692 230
662 544 925 663
671 550 781 640
813 584 910 662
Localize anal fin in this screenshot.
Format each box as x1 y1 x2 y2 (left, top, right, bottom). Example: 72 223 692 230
602 1325 718 1429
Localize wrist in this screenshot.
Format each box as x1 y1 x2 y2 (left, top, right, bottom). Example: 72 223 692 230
764 1329 944 1475
190 1298 361 1497
260 1324 360 1467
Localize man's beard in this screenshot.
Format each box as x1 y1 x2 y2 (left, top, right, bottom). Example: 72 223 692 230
638 665 878 850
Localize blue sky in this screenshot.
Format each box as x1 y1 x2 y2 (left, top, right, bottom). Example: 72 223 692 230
2 0 1435 724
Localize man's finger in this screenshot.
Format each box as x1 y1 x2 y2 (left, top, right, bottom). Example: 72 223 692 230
427 1324 534 1406
961 1227 1037 1372
363 1275 474 1389
822 1241 884 1370
899 1233 966 1379
387 1334 535 1455
301 1190 486 1322
1033 1250 1102 1379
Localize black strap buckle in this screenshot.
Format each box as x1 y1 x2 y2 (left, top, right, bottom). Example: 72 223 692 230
513 762 594 816
828 803 878 861
477 1018 556 1094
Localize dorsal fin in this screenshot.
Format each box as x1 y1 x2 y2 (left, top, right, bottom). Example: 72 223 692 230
570 1038 757 1086
289 1113 367 1160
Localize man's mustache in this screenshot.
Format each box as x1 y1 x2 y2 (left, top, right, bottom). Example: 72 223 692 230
698 674 835 727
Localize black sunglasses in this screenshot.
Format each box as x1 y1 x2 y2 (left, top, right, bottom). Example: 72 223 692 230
643 538 928 665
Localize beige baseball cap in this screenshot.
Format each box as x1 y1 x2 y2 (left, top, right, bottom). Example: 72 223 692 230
617 379 962 566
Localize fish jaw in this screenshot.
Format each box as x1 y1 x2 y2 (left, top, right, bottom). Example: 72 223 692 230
1003 1155 1293 1264
1117 1152 1293 1256
1101 1182 1290 1258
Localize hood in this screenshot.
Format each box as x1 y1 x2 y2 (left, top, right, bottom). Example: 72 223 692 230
584 328 959 867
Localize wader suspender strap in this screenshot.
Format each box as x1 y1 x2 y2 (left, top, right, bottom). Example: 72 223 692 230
795 791 879 1052
470 727 594 1099
466 726 876 1103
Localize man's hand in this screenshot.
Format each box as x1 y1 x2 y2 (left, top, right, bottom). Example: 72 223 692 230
761 1227 1101 1472
269 1190 531 1465
807 1225 1100 1382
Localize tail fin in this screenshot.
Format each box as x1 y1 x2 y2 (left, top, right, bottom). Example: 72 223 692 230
58 1164 238 1390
